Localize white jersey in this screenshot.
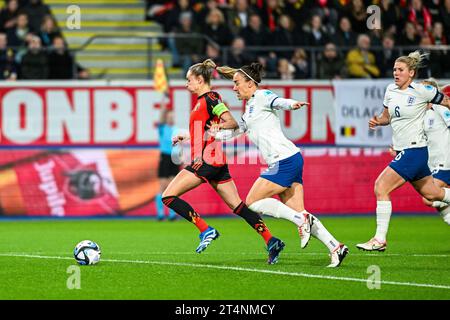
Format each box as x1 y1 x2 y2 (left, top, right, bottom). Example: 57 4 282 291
424 105 450 171
241 89 299 165
383 82 444 151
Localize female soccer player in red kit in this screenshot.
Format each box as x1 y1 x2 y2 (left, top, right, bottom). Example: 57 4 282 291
162 59 285 264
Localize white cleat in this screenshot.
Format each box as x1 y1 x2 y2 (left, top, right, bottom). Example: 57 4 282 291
356 238 387 252
327 244 349 268
297 212 313 249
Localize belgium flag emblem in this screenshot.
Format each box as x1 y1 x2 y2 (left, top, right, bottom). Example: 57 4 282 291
340 126 356 137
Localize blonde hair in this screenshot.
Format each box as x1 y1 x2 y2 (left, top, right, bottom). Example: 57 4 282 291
188 59 218 85
395 50 429 78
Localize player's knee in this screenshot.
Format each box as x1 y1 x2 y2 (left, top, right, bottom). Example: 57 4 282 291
374 181 388 198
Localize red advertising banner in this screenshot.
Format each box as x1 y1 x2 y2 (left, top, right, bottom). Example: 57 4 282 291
0 147 435 217
0 81 335 146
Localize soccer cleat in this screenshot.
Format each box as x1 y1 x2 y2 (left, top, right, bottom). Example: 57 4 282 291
356 238 387 252
195 226 220 253
327 244 349 268
266 237 285 264
297 212 313 249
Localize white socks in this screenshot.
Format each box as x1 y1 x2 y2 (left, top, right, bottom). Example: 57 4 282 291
248 198 307 226
309 213 340 252
442 188 450 204
439 205 450 225
249 198 340 252
374 201 392 243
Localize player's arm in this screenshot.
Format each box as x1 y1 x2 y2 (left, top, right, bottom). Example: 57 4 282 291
213 118 247 141
369 107 390 129
270 97 309 110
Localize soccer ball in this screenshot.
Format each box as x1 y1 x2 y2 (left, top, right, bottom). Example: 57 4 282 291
74 240 101 265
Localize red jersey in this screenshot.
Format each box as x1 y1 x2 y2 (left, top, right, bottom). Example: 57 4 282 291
189 91 228 167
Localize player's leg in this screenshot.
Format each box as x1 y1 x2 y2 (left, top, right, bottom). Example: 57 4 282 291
246 178 310 228
211 180 273 244
279 183 348 267
162 169 209 233
412 176 450 225
156 177 170 220
357 166 406 251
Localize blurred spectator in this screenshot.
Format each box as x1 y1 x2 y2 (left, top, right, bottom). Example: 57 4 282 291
345 0 368 33
203 8 233 47
310 0 339 35
174 11 203 73
196 0 222 29
317 42 346 79
408 0 432 34
290 48 310 79
239 13 270 47
226 0 255 35
259 0 285 33
6 12 31 48
334 16 357 49
284 0 311 24
19 35 48 79
48 36 74 79
21 0 52 32
38 14 61 47
439 0 450 35
305 14 330 47
0 0 19 32
0 32 17 80
226 37 254 68
380 0 402 35
427 21 448 77
377 34 399 78
272 14 299 58
277 58 295 80
346 34 380 78
165 0 195 33
429 21 447 45
399 21 421 46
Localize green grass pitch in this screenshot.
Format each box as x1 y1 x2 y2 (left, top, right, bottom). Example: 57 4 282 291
0 216 449 300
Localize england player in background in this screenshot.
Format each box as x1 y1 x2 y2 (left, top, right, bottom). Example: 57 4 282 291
421 79 450 225
211 62 349 268
357 51 450 252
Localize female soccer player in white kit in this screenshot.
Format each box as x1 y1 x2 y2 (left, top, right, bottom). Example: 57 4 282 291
357 51 450 252
422 80 450 225
211 62 348 267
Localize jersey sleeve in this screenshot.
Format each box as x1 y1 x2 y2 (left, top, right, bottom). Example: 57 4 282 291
262 90 280 110
434 104 450 127
419 83 444 104
205 91 229 117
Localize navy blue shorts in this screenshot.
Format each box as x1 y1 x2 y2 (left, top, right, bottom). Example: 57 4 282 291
432 169 450 185
260 152 303 187
389 147 431 182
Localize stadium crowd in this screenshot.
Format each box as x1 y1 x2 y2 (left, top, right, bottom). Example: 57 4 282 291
146 0 450 79
0 0 88 81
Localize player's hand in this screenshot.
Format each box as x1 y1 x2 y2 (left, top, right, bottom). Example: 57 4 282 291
206 122 222 137
368 116 381 129
291 101 309 110
172 134 187 146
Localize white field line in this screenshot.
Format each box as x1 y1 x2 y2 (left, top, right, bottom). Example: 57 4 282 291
4 251 449 258
0 253 449 290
